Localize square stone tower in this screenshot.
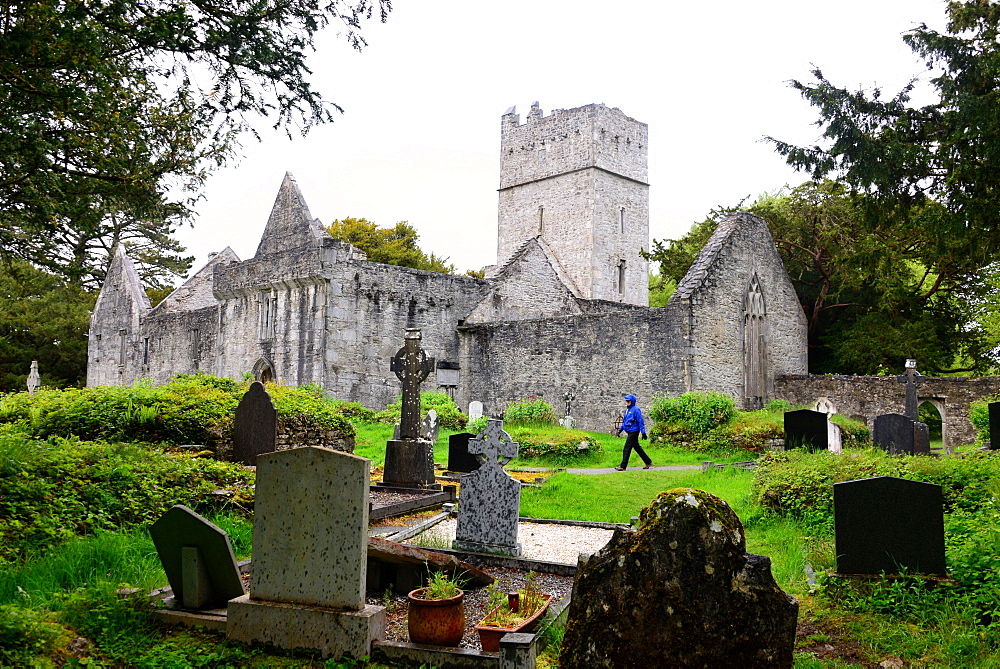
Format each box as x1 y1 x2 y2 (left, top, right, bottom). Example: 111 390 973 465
497 102 649 305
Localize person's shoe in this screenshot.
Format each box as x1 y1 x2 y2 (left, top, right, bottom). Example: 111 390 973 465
642 464 652 469
614 466 626 471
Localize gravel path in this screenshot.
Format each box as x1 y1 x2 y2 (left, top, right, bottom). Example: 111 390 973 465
565 465 702 474
403 519 615 566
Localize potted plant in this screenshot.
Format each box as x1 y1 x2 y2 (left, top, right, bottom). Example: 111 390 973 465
475 572 553 652
407 569 466 646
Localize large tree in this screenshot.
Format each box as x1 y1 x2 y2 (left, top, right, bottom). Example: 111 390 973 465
0 0 390 288
647 182 994 375
766 0 1000 273
326 217 457 273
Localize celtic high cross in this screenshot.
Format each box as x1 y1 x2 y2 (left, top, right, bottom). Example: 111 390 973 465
390 329 435 441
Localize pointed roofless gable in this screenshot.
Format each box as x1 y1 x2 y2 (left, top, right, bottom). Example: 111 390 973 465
94 246 151 317
152 247 239 314
254 172 332 257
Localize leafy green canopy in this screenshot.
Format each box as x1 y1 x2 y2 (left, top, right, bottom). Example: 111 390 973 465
646 181 994 374
326 217 456 273
766 1 1000 272
0 0 390 288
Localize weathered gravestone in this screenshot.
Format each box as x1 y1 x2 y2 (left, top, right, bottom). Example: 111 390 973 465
784 409 828 452
827 419 843 454
447 432 481 473
873 413 930 455
381 329 438 489
421 409 440 444
834 476 946 575
989 402 1000 449
233 382 277 465
561 488 798 667
453 419 521 556
26 360 40 394
468 401 484 421
227 447 385 657
811 397 836 416
150 505 244 609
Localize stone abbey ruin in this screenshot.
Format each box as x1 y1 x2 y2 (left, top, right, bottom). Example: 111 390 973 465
87 101 811 431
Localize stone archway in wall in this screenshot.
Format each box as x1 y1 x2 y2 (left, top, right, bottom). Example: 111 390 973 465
919 398 947 451
743 274 767 410
252 357 275 384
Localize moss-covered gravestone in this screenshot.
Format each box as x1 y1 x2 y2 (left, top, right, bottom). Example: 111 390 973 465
561 488 798 667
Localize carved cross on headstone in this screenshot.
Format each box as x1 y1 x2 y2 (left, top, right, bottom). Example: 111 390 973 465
468 419 519 467
26 360 40 394
389 329 435 441
564 390 575 417
896 359 927 421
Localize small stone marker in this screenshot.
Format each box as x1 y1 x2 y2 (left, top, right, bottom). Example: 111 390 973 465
559 415 576 429
227 446 385 657
381 330 438 489
988 402 1000 450
453 419 522 556
421 409 440 443
447 432 481 473
561 488 798 666
873 413 929 455
149 505 244 610
232 382 277 465
834 476 946 576
468 401 484 421
26 360 40 394
811 397 836 416
827 419 843 453
784 409 828 452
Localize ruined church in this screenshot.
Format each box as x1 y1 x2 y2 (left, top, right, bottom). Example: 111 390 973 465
88 102 808 431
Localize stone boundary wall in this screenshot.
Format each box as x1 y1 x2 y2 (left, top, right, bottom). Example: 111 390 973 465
775 374 1000 448
212 425 354 461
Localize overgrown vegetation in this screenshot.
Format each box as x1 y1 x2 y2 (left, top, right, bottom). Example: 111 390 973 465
374 391 467 431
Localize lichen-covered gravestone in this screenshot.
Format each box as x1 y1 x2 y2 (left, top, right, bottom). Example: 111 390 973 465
232 381 277 465
227 446 385 657
561 488 798 667
452 419 521 556
149 505 244 610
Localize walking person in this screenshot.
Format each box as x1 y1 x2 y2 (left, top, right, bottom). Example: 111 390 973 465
615 394 652 471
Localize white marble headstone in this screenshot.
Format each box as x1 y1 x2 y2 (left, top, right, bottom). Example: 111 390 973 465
421 409 440 443
828 420 843 454
251 446 369 609
469 401 484 421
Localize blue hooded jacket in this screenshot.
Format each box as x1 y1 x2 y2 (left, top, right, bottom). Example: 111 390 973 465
620 394 646 434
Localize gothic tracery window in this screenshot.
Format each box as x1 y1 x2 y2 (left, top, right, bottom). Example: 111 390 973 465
743 274 767 410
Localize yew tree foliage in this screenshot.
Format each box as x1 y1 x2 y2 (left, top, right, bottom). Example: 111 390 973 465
0 0 390 288
767 1 1000 270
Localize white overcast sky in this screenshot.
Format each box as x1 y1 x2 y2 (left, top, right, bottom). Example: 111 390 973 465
175 0 948 279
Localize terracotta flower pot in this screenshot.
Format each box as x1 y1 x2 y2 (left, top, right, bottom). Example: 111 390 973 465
475 594 553 652
407 587 465 646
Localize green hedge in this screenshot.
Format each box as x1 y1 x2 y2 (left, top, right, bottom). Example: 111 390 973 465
0 434 254 561
507 426 600 459
0 375 354 447
375 391 467 431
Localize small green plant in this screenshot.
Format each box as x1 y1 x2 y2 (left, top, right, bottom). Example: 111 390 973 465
505 397 556 426
649 391 736 435
417 569 464 599
468 416 488 434
480 571 547 628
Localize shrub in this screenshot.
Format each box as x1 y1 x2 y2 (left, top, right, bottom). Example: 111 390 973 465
648 392 736 435
505 397 556 426
969 395 999 444
506 426 600 460
0 604 66 666
375 392 467 431
330 400 379 424
467 416 488 435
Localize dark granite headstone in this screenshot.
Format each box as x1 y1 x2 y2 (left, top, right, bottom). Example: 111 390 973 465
447 432 481 473
873 413 915 455
149 505 244 609
913 421 930 455
834 476 946 575
989 402 1000 450
784 409 828 452
232 381 276 465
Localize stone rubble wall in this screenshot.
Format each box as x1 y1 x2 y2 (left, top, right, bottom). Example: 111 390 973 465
212 424 354 461
775 374 1000 448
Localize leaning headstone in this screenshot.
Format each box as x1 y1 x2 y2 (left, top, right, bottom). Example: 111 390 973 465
26 361 40 394
453 419 521 556
873 413 914 454
834 476 946 575
149 505 244 609
421 409 440 444
561 488 798 666
232 382 277 465
988 402 1000 450
447 432 481 473
381 329 438 489
827 419 843 454
227 447 385 657
468 401 484 421
784 409 828 452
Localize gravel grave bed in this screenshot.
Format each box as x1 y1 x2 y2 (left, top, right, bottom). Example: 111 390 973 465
403 519 615 566
367 566 573 650
369 489 433 510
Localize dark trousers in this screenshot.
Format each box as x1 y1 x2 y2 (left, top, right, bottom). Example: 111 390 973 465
620 431 651 468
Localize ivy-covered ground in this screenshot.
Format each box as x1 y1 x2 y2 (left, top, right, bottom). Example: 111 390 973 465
4 384 1000 666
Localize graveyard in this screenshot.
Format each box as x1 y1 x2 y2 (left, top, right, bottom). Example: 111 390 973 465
4 374 1000 666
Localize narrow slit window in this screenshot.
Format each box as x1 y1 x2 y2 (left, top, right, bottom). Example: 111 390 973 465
118 330 126 365
142 338 149 365
617 260 626 296
620 208 626 234
538 206 544 234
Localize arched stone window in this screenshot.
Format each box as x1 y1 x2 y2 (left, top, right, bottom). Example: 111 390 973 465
252 357 275 384
743 274 767 410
